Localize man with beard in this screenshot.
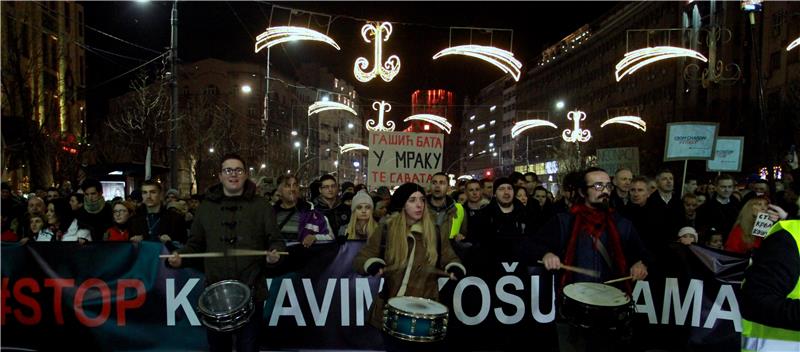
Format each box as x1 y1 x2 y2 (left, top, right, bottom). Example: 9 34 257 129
428 173 468 256
530 167 648 352
77 179 113 241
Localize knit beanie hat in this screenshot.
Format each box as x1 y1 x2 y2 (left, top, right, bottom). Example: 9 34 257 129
493 177 513 192
351 190 374 212
389 183 426 213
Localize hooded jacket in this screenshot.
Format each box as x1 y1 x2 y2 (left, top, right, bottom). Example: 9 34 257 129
178 180 284 301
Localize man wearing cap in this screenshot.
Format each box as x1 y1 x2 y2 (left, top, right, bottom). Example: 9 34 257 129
473 177 532 274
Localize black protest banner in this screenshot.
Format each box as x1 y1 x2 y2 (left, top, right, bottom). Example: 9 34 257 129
1 241 749 351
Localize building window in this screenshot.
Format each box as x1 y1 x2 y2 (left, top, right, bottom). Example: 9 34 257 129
489 134 496 139
204 85 218 95
769 51 781 73
477 124 486 130
489 120 496 126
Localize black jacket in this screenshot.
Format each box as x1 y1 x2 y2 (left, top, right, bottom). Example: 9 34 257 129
129 204 187 250
740 229 800 330
472 199 532 273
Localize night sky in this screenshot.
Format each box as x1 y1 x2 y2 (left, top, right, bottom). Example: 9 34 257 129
82 1 620 123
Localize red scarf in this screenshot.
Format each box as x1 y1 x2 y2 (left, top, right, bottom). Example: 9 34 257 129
562 204 629 292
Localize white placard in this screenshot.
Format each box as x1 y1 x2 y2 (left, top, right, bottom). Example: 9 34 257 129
752 212 774 238
368 131 444 188
664 122 719 161
707 136 744 172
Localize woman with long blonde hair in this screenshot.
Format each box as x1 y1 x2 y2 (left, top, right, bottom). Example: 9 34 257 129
353 183 465 344
725 195 787 254
340 191 379 240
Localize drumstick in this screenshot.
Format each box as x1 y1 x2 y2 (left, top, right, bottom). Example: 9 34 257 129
226 249 290 257
537 260 600 278
158 252 224 258
604 276 634 284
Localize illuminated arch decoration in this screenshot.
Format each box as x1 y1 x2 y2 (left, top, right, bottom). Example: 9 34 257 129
254 26 340 53
433 45 523 81
340 143 369 153
615 46 707 82
308 101 358 117
511 119 557 139
354 22 401 82
562 110 591 143
365 101 395 132
788 36 800 51
403 114 452 134
601 115 647 132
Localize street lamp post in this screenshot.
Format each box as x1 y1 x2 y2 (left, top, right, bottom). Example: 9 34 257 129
169 0 179 189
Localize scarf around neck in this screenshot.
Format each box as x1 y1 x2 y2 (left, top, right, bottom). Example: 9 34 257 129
84 197 105 214
562 203 629 292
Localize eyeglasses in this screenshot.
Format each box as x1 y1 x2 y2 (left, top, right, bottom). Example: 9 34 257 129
221 168 245 176
113 209 129 214
589 182 614 192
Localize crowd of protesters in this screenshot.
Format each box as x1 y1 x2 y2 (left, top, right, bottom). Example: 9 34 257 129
2 160 799 262
2 154 800 351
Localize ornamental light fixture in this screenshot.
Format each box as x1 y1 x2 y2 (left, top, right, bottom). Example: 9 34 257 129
365 100 395 132
562 110 591 143
788 37 800 51
254 26 340 53
308 101 358 116
340 143 369 153
403 114 452 134
615 46 707 81
601 116 647 132
354 22 401 82
433 45 523 81
511 119 557 139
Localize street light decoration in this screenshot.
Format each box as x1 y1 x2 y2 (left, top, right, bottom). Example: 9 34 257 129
366 101 395 132
562 110 591 143
308 101 358 116
511 119 557 139
615 46 707 82
254 26 341 53
601 115 647 132
433 45 523 81
354 22 401 82
340 143 369 153
403 114 452 134
788 36 800 51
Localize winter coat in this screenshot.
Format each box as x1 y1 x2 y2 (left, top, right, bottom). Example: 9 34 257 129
312 196 351 239
129 204 187 248
178 180 284 301
353 218 465 328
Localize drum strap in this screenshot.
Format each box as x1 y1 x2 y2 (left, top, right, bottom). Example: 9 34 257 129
592 236 613 270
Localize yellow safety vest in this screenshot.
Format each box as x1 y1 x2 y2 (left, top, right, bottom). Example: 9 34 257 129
448 203 465 239
741 220 800 352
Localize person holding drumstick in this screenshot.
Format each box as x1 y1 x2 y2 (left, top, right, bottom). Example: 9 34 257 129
167 154 284 352
354 182 465 351
527 167 648 352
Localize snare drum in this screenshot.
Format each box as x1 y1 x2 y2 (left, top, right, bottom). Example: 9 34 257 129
197 280 254 332
383 296 449 342
561 282 633 330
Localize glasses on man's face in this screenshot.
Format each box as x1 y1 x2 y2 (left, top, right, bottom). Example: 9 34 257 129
221 168 245 176
589 182 614 192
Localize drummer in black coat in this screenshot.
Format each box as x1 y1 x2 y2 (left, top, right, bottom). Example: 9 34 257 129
168 154 284 352
523 167 648 352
